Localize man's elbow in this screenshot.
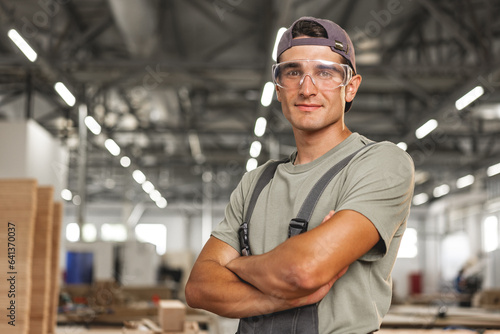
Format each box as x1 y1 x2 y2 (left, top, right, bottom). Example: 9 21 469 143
287 263 325 292
184 280 201 309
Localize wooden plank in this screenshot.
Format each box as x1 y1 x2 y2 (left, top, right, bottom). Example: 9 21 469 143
0 179 38 334
29 186 54 334
48 202 63 334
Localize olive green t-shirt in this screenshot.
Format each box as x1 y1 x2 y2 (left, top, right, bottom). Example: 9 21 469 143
212 133 415 333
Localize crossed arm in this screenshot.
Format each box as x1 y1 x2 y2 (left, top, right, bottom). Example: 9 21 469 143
185 209 380 318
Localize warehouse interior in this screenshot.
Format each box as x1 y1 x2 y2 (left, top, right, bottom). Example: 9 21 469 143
0 0 500 333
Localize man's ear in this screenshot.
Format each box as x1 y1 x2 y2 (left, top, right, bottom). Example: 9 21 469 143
345 74 362 103
276 85 282 102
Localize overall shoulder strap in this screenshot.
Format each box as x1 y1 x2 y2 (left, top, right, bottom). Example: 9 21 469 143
288 142 376 237
239 158 289 256
244 159 287 224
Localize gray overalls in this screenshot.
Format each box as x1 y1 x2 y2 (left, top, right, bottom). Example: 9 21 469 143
236 144 374 334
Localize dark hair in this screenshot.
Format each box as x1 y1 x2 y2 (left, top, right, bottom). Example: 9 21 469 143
292 20 328 38
279 20 348 65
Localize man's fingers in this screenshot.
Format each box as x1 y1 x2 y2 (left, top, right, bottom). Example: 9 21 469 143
321 210 336 224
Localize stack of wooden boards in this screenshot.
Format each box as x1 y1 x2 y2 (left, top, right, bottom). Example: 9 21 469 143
0 179 63 334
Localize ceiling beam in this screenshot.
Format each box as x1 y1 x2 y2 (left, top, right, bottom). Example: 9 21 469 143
416 0 477 57
65 14 113 56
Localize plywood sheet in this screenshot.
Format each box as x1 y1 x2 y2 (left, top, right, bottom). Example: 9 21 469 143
0 179 37 334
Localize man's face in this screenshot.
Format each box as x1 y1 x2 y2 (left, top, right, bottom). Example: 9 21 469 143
276 44 361 134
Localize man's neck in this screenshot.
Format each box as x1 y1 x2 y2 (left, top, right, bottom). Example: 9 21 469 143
293 127 352 165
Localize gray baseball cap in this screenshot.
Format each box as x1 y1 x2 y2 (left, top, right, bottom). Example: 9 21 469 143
277 17 357 112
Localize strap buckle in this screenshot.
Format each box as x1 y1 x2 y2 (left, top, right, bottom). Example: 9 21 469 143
288 218 309 238
238 222 251 256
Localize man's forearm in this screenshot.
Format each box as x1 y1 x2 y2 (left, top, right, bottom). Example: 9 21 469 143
225 248 326 300
226 210 378 299
185 237 321 318
187 258 291 317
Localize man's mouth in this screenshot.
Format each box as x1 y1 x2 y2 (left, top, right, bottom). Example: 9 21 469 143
295 103 322 111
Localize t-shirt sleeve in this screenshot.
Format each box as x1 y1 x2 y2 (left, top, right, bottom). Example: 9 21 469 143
336 142 415 261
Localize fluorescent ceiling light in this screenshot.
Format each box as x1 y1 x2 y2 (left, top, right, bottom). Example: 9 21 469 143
483 216 499 252
82 224 97 242
156 197 168 209
456 174 474 189
415 119 438 139
412 193 429 206
104 138 120 156
61 189 72 201
250 141 262 158
72 195 81 206
150 190 162 202
396 142 407 151
132 170 146 184
272 27 287 61
455 86 484 110
142 181 155 194
433 184 450 198
261 81 275 107
254 117 267 137
120 156 131 168
188 132 203 159
487 162 500 177
355 52 382 66
7 29 37 62
66 223 80 242
101 224 127 242
84 116 101 135
54 82 76 107
246 158 258 172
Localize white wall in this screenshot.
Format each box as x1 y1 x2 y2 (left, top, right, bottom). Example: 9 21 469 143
0 119 68 200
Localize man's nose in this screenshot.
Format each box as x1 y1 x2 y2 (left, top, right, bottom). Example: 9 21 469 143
299 74 318 95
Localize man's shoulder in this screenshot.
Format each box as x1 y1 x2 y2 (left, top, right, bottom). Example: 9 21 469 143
354 135 414 167
345 137 415 181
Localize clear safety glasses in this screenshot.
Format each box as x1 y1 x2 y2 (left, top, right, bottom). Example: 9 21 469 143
272 59 353 90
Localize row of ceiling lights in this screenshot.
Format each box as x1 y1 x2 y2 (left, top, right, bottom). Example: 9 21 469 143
84 112 168 209
406 85 500 206
8 28 168 208
9 26 500 207
245 28 288 172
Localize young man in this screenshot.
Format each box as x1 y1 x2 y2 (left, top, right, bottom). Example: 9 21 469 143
185 17 415 333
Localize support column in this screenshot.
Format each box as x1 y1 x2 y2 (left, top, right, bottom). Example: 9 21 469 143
77 104 88 239
25 72 33 119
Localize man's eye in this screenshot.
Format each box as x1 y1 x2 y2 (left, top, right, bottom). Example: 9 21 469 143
318 70 334 78
285 70 301 77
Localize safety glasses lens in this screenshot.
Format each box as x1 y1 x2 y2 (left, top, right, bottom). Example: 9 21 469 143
273 60 350 90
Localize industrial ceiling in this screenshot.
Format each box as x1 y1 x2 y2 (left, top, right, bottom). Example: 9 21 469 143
1 0 500 210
